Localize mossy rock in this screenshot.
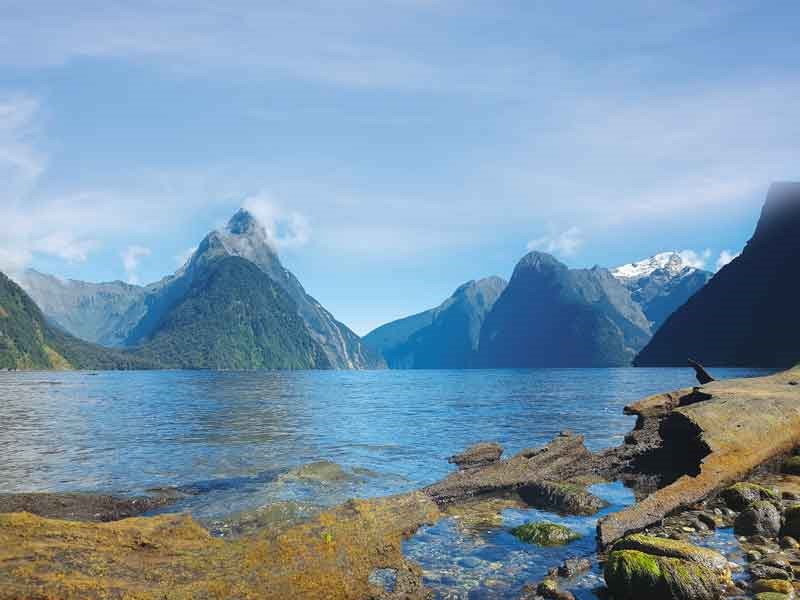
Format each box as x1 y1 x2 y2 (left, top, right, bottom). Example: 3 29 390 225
720 482 779 511
734 500 781 537
752 579 794 594
782 456 800 475
604 550 724 600
754 593 792 600
511 521 581 546
612 534 729 573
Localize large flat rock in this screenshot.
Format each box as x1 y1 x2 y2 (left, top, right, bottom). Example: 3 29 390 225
598 368 800 546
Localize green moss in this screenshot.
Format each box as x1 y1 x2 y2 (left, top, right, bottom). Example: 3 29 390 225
604 550 663 597
783 456 800 475
605 550 723 600
511 521 580 546
613 534 728 573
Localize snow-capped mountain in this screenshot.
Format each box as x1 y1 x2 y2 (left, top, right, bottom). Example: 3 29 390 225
612 252 696 282
612 252 712 331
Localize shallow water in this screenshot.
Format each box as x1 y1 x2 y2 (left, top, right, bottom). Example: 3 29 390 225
0 367 770 596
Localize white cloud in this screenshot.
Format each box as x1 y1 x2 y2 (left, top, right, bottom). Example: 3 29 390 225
677 249 712 270
243 193 311 250
527 226 583 258
121 245 151 284
716 249 739 271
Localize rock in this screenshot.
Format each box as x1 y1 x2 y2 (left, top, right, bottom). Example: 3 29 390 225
611 534 730 573
558 558 592 578
0 491 441 600
280 460 351 482
781 505 800 539
750 564 792 581
754 594 792 600
783 456 800 476
448 442 504 470
604 549 725 600
598 368 800 546
734 501 782 537
748 550 764 562
536 578 575 600
780 536 800 549
697 512 718 530
0 492 177 522
425 432 595 507
511 522 581 546
720 483 780 512
518 481 606 516
752 579 795 595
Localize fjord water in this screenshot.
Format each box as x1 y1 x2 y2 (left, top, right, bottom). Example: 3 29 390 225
0 368 767 597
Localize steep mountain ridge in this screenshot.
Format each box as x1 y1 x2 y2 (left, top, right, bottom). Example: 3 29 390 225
17 270 147 347
477 252 652 367
370 276 506 368
635 183 800 367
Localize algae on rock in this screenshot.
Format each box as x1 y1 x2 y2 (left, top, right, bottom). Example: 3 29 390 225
511 521 581 546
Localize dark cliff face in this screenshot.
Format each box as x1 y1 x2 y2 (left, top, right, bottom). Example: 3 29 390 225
477 252 651 367
635 183 800 367
378 276 507 368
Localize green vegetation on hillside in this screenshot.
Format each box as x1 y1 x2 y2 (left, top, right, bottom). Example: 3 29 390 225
0 271 153 370
132 256 331 369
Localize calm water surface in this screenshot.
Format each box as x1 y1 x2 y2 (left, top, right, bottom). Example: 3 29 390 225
0 368 769 597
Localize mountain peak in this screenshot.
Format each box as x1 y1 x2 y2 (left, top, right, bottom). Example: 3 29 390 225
611 251 694 281
225 208 262 235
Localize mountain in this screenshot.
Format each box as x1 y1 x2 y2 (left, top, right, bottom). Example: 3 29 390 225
611 252 713 331
362 310 435 359
130 256 330 369
124 209 379 369
636 183 800 367
14 209 381 370
0 271 152 370
16 270 147 347
365 277 507 368
477 252 652 367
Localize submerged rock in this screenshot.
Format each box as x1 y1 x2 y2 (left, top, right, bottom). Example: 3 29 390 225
281 460 351 483
604 549 725 600
448 442 503 470
511 521 581 546
734 501 782 537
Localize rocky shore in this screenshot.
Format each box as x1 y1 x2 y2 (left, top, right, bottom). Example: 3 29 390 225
1 367 799 599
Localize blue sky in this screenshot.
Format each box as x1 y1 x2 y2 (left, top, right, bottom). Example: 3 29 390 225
1 1 798 334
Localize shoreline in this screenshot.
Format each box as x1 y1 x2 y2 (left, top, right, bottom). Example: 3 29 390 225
1 367 798 598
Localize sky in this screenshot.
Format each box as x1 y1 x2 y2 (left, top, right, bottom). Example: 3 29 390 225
1 1 799 335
